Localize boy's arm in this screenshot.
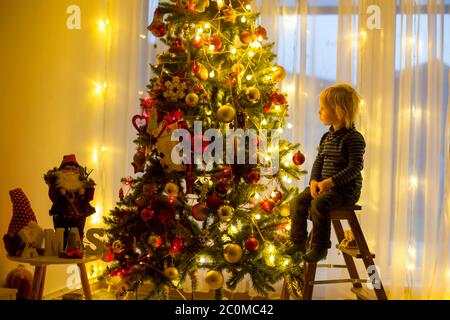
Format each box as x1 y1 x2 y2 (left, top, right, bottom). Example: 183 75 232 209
331 132 366 186
309 133 327 184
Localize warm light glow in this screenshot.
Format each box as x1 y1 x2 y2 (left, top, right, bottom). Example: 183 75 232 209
245 4 252 10
410 176 418 188
285 225 291 231
246 75 253 81
254 193 260 199
209 71 215 78
92 205 103 224
199 257 206 264
241 16 247 23
250 41 262 48
138 91 144 95
265 75 272 81
278 128 284 133
360 30 367 40
257 36 264 42
274 105 281 111
282 176 288 182
230 47 237 54
255 213 261 220
248 51 255 57
230 225 238 233
270 191 277 198
217 0 224 7
284 84 295 94
209 44 215 51
269 255 275 263
407 263 415 271
283 259 290 266
204 23 210 29
98 20 106 32
287 178 292 184
268 245 275 253
92 149 99 163
412 105 422 119
195 35 201 41
284 162 289 167
101 145 107 153
272 67 278 72
288 123 293 129
261 119 268 125
268 147 273 153
197 27 204 34
139 34 146 39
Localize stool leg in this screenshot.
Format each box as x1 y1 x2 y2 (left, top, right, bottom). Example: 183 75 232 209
78 263 93 300
31 266 45 300
332 220 362 289
38 266 47 300
348 215 388 300
302 263 317 300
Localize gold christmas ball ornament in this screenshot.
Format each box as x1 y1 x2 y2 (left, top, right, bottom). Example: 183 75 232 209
185 92 200 107
231 63 245 76
164 182 179 196
216 104 236 123
198 65 209 81
239 31 253 45
245 87 261 103
217 205 234 222
147 235 162 248
223 243 243 263
279 203 291 217
272 65 287 82
112 240 124 254
205 270 224 290
164 267 179 280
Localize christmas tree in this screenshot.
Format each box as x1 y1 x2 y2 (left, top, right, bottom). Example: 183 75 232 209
103 0 307 300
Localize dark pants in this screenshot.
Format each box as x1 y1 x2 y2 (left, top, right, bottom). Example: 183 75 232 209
290 187 358 249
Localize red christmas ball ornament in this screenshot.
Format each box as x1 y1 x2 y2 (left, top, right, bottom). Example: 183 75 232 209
239 31 253 45
209 35 223 51
221 166 232 178
246 169 260 184
261 199 276 212
102 245 115 262
245 237 260 251
215 181 229 195
141 208 155 222
169 38 185 53
191 35 204 48
263 104 271 114
192 203 210 221
192 61 200 74
293 151 306 166
255 26 268 40
169 237 183 254
149 22 167 37
271 190 283 203
206 193 222 210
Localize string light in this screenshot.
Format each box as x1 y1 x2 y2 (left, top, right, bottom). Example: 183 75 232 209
245 4 252 10
241 16 247 23
197 27 204 34
254 193 260 199
248 51 255 57
287 123 293 129
250 41 262 48
217 0 224 7
230 47 237 55
261 119 268 125
278 128 284 134
139 34 146 39
410 176 418 188
254 213 261 220
204 23 210 29
283 259 290 266
209 71 215 78
274 105 281 111
209 44 215 51
199 257 206 264
257 36 263 42
230 225 238 233
98 20 106 32
246 75 253 81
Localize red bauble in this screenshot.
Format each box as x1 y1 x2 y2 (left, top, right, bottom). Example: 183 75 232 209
239 31 253 45
245 237 260 251
149 23 167 37
141 208 155 222
192 36 204 48
169 38 185 53
209 35 223 51
263 104 271 114
169 237 183 254
222 166 232 178
192 203 210 221
215 181 229 195
206 193 222 210
261 199 276 212
192 62 200 74
271 190 283 203
293 151 306 166
102 245 115 262
246 169 260 184
255 26 268 40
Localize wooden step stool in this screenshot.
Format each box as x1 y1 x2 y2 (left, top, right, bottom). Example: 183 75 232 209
282 205 388 300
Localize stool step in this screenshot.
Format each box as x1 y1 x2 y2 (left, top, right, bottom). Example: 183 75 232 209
336 245 375 258
351 287 377 300
310 279 369 286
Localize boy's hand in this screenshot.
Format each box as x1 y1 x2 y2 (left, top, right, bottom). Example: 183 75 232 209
318 178 335 194
310 180 320 198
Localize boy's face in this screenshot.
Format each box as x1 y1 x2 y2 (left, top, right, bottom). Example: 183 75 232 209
318 103 340 126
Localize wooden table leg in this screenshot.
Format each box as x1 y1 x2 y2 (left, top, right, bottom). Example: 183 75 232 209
31 266 45 300
78 263 92 300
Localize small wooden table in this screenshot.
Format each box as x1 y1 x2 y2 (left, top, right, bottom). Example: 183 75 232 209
7 255 100 300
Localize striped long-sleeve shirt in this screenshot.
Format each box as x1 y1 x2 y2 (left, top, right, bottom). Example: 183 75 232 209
310 125 366 193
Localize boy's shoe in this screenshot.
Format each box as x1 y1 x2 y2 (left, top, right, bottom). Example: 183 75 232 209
303 248 328 263
284 241 307 256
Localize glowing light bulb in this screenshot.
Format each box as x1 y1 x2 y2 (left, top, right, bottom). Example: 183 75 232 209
195 35 201 41
98 20 106 32
199 257 206 263
408 245 416 258
92 205 103 224
274 105 281 111
241 16 247 23
248 51 255 57
282 176 288 182
204 23 210 29
138 91 144 95
139 34 147 39
254 193 260 199
246 75 253 81
257 36 263 42
105 19 110 25
255 214 261 220
265 75 272 81
360 30 367 40
230 47 237 54
268 245 275 253
92 149 99 162
268 147 273 153
231 225 237 233
217 0 224 7
101 146 107 152
245 4 252 10
209 71 215 78
285 225 291 231
272 67 278 72
287 178 292 184
284 161 289 167
261 119 268 125
410 176 418 188
197 27 204 34
283 259 290 266
269 255 275 263
278 128 284 133
250 41 262 48
288 123 293 129
209 44 215 51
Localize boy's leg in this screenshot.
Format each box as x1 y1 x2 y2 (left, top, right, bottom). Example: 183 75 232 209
286 187 313 255
304 190 345 262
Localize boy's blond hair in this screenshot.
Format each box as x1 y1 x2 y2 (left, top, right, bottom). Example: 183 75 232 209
319 83 363 129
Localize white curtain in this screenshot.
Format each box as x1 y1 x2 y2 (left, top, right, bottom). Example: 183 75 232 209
255 0 450 299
